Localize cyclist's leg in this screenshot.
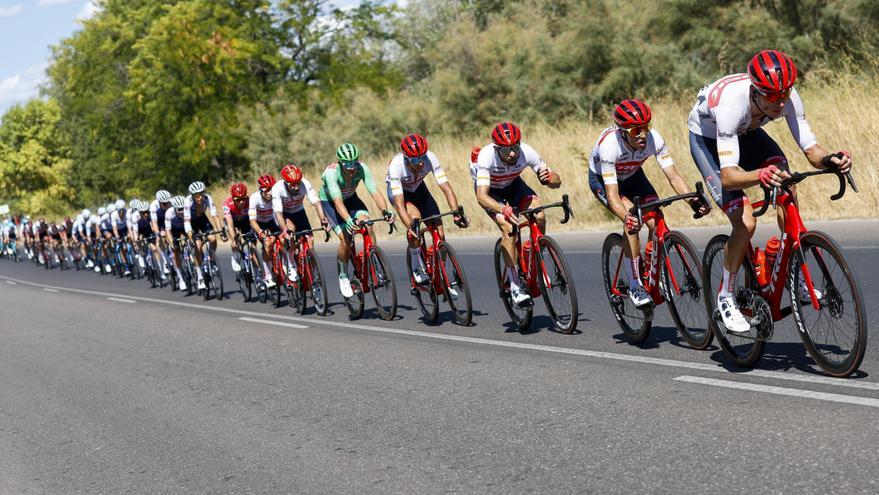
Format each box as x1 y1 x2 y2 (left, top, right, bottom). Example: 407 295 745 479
738 129 790 232
590 170 645 287
510 177 543 234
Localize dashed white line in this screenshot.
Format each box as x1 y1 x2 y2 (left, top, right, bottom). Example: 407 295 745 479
43 288 59 293
107 297 136 304
674 375 879 408
1 273 877 393
239 317 309 329
5 280 16 285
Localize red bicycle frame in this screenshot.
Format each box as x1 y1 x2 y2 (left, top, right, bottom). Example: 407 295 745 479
411 208 463 294
508 195 573 297
347 219 395 294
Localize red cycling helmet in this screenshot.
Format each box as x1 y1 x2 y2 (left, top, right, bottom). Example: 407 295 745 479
491 122 522 147
257 174 276 191
748 49 797 94
400 134 428 157
230 183 248 198
280 164 303 186
613 99 652 128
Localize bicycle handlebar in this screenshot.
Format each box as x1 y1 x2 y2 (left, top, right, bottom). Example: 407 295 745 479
629 182 712 226
753 156 857 218
356 217 396 235
290 226 332 243
412 206 466 237
517 194 573 225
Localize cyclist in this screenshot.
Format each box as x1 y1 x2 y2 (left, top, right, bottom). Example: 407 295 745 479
249 174 282 289
72 209 93 268
319 143 395 298
86 207 105 272
149 190 173 281
111 199 131 276
588 99 708 308
689 49 852 333
164 195 189 290
223 182 251 276
129 200 153 270
387 133 468 284
474 122 560 306
184 181 224 291
273 164 329 282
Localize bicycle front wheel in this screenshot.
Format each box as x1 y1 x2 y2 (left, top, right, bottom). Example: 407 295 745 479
537 236 578 333
211 258 224 301
601 233 651 343
437 241 472 326
367 246 397 321
493 238 532 331
661 231 712 349
408 245 438 323
305 250 327 316
790 231 867 377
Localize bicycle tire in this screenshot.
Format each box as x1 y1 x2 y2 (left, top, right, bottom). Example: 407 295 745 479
408 245 438 323
601 233 651 343
305 250 328 316
212 258 224 301
344 277 365 319
789 231 867 377
702 234 766 367
367 246 397 321
493 238 532 331
661 231 712 349
537 235 578 333
437 241 472 326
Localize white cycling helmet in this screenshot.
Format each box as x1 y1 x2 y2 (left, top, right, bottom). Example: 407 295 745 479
156 190 172 202
115 199 126 210
82 209 91 220
137 200 149 212
128 199 139 209
97 206 107 216
188 181 206 194
107 203 117 213
171 195 186 209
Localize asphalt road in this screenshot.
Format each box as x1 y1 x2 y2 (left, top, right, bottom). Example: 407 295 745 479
1 219 878 493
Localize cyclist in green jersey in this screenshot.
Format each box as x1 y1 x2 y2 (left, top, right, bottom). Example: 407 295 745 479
319 143 396 297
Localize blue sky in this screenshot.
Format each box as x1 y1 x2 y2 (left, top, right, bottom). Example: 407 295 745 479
0 0 361 114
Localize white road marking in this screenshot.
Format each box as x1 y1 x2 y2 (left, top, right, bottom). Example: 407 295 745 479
674 375 879 408
239 317 308 329
107 297 136 304
1 273 877 392
43 288 59 293
5 280 17 285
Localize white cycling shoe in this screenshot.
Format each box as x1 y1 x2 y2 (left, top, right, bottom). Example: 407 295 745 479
628 285 652 308
197 279 206 291
265 277 277 289
412 268 429 285
717 294 751 333
798 281 823 305
231 257 242 272
339 276 354 298
178 278 187 291
510 285 531 307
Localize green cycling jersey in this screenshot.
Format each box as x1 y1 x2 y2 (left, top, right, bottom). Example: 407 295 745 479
319 162 378 202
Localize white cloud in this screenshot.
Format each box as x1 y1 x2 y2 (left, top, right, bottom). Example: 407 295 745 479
38 0 75 6
76 0 97 20
0 4 24 17
0 63 49 114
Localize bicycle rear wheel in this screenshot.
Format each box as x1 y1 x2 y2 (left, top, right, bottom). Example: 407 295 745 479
367 246 397 320
305 250 327 315
437 241 472 326
702 234 766 367
344 277 365 320
408 245 438 323
238 256 253 302
601 233 651 343
211 258 224 301
537 235 578 333
493 239 532 331
790 231 867 377
661 231 712 349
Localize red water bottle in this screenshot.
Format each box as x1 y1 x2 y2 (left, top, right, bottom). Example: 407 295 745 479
641 240 654 279
754 247 767 286
521 240 531 270
765 236 781 275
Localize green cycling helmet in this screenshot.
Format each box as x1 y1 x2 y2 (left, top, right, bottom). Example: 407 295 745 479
336 143 361 163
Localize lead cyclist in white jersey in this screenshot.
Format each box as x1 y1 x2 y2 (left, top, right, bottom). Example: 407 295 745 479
688 49 852 333
474 121 561 307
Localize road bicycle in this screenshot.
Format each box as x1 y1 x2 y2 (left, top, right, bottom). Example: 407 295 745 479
191 231 225 301
492 194 578 333
601 182 712 347
342 218 397 320
408 207 473 325
234 231 260 302
702 166 867 377
285 227 331 316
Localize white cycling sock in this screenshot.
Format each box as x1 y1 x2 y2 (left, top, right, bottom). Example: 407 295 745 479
719 268 736 298
409 248 423 271
196 266 204 281
262 260 271 276
506 266 520 290
628 256 642 288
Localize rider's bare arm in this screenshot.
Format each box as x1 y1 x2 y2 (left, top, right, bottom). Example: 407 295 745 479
437 182 460 212
661 164 692 196
392 194 412 228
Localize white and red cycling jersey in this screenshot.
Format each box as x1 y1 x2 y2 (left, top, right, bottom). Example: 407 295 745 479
222 196 250 223
271 178 319 214
247 191 274 223
687 73 817 168
588 127 674 185
385 151 448 195
473 143 547 189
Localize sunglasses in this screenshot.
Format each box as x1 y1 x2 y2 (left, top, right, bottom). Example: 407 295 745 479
496 144 521 157
621 124 650 138
233 196 247 202
341 160 359 170
405 154 428 167
756 88 791 104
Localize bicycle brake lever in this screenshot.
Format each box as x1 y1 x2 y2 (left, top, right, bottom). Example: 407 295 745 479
846 172 858 193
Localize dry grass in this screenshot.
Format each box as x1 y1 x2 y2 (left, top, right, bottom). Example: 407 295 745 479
214 76 879 237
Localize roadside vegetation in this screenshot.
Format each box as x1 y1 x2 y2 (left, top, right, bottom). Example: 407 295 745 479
2 0 877 226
